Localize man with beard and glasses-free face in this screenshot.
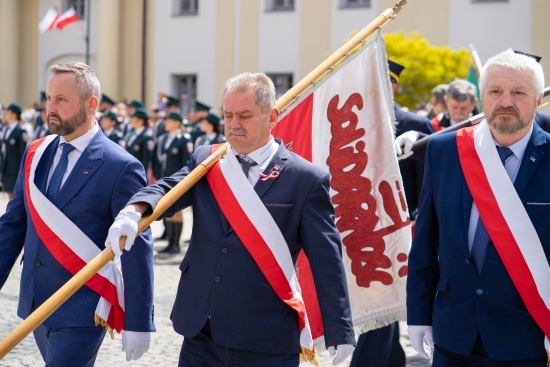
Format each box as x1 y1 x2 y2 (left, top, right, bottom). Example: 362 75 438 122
105 72 355 367
0 62 155 366
407 50 550 365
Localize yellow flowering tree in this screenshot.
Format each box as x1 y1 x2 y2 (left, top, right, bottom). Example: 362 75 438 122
383 31 472 109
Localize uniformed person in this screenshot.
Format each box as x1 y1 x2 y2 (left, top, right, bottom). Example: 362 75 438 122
100 110 123 145
194 112 226 149
186 100 210 143
33 91 48 128
124 107 154 179
153 95 181 143
1 103 29 199
156 111 193 254
33 108 52 140
122 99 144 137
98 93 116 113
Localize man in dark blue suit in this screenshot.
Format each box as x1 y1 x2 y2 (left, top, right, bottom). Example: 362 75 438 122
107 72 355 366
0 62 155 366
407 50 550 365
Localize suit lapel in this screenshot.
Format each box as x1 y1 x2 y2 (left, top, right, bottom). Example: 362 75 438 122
52 130 105 210
513 124 545 196
35 136 60 195
254 144 288 198
461 175 473 257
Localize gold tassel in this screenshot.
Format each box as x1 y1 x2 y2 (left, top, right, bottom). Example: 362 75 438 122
94 313 115 339
300 346 319 367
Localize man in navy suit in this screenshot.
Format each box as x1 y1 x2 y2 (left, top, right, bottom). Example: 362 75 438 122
107 72 355 366
0 62 155 366
407 50 550 365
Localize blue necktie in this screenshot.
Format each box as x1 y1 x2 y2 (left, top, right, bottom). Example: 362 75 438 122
46 143 75 200
471 146 513 273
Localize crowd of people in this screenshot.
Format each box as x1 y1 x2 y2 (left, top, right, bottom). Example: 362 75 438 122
0 46 549 367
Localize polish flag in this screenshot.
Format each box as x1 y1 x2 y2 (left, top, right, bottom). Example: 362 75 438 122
38 8 60 33
38 7 79 33
272 32 410 347
54 7 79 30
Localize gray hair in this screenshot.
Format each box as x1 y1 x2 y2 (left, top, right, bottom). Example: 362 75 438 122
447 79 477 103
49 62 100 103
479 49 544 97
221 72 276 113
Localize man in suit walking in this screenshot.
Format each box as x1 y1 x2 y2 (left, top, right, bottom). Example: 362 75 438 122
106 72 355 366
0 62 155 366
407 49 550 365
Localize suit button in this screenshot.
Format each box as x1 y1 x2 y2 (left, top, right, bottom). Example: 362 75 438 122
35 260 41 267
476 288 483 295
214 276 221 283
465 259 470 265
221 247 228 254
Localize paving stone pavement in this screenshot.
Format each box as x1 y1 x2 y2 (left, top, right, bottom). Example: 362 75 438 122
0 194 431 367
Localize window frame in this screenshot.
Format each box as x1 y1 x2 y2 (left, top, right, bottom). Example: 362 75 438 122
173 0 199 16
172 74 197 117
339 0 371 9
265 0 295 12
65 0 85 19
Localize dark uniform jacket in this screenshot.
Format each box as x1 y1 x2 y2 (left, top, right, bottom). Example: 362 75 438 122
124 128 154 175
394 104 434 219
159 131 193 178
1 123 28 192
194 132 226 150
105 129 123 146
34 124 52 140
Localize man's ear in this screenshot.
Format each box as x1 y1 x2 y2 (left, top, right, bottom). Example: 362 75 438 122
268 107 279 129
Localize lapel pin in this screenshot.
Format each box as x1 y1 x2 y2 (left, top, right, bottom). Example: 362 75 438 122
530 156 536 162
273 164 280 171
259 171 280 181
83 171 89 174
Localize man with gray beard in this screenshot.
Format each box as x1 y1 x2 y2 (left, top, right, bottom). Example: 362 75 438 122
0 62 155 366
407 49 550 365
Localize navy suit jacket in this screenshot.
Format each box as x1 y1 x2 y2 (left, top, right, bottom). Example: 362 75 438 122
407 123 550 360
535 111 550 133
129 141 355 354
0 130 155 332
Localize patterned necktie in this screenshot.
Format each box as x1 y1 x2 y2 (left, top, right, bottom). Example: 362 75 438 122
471 146 513 273
236 155 257 178
46 143 75 200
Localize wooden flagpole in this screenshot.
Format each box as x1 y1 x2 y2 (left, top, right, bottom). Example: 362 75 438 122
0 0 408 359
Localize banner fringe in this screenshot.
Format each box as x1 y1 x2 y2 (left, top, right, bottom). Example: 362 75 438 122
300 346 319 367
94 313 115 339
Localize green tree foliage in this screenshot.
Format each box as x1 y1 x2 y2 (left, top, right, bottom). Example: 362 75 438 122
383 31 472 110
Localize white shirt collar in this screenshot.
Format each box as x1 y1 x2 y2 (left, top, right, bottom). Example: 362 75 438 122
133 126 145 136
231 137 278 165
59 123 100 152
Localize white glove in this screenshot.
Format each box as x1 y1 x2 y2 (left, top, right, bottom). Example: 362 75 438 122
122 330 151 361
105 209 141 258
408 325 434 359
327 344 354 365
394 130 419 160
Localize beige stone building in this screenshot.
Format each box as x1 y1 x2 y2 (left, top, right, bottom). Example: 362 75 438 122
1 0 549 113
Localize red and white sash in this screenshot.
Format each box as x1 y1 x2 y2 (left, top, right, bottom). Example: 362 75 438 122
206 146 317 366
24 136 125 334
457 121 550 351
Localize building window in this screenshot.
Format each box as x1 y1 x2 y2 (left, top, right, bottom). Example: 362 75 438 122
267 73 293 99
471 0 508 2
174 0 199 16
339 0 371 8
65 0 85 19
266 0 295 12
173 74 197 117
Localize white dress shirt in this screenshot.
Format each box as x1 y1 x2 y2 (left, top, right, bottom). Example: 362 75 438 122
231 137 279 187
47 123 100 191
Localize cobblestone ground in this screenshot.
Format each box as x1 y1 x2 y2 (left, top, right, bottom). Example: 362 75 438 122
0 194 430 367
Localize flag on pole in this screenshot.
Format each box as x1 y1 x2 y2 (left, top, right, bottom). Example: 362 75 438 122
38 8 60 33
55 7 79 30
38 7 79 33
272 32 410 349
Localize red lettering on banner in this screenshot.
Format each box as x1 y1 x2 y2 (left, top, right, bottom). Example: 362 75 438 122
327 94 410 288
